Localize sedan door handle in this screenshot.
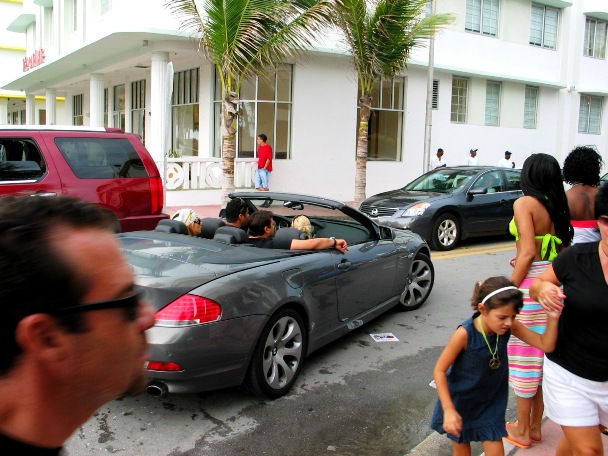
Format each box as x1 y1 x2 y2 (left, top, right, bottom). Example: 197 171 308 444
337 260 352 270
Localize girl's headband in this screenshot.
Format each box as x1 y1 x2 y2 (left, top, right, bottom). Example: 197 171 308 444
481 286 517 304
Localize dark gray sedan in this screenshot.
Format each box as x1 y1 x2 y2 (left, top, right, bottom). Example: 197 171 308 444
121 193 434 399
360 167 522 250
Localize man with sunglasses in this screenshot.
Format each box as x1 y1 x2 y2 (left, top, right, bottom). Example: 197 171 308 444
225 198 251 231
0 196 155 454
248 210 348 253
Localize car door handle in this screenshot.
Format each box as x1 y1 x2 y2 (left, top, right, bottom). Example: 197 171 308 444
337 260 352 270
32 191 57 197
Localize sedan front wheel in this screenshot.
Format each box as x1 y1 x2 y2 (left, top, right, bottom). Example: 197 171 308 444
431 214 460 251
245 309 307 399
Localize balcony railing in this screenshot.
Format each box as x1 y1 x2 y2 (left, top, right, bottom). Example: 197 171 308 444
155 157 257 190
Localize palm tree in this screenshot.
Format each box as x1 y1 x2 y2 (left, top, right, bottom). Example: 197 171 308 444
331 0 454 205
166 0 331 204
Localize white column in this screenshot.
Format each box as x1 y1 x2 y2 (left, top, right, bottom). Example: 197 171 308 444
45 88 57 125
25 93 36 125
125 80 132 132
107 85 114 127
150 52 170 161
0 98 7 125
89 73 104 127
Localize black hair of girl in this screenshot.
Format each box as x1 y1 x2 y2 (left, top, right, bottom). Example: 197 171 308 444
520 153 573 246
470 276 523 313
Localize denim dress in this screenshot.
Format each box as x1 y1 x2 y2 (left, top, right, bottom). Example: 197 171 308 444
430 314 509 443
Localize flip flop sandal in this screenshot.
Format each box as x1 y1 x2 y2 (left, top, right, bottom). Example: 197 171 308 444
503 436 531 449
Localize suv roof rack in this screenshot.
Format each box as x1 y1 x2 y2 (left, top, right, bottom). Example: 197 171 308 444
0 125 121 133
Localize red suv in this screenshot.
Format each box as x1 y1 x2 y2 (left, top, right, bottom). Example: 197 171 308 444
0 126 168 231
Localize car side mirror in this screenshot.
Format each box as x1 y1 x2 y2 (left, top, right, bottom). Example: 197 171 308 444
468 187 488 196
379 225 395 240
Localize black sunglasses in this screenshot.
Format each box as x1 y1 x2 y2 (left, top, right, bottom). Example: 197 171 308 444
50 291 143 322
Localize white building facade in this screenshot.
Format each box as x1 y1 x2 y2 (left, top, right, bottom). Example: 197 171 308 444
2 0 607 207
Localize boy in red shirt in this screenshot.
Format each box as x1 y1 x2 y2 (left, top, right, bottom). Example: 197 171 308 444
255 134 273 191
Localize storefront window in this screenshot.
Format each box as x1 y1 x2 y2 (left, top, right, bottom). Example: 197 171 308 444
172 68 199 156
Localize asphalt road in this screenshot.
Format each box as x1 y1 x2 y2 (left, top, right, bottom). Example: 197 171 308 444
64 238 517 456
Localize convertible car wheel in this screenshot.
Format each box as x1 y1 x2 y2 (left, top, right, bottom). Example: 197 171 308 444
245 309 307 399
431 214 460 251
399 253 435 311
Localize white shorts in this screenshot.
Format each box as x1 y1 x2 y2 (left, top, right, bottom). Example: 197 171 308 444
543 356 608 427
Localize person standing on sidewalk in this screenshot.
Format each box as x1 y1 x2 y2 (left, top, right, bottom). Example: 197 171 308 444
255 134 273 191
531 182 608 456
563 145 603 244
506 153 572 449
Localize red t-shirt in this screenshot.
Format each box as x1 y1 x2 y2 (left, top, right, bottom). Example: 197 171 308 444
257 144 273 171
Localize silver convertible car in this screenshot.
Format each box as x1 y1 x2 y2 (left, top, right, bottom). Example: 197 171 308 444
120 193 434 399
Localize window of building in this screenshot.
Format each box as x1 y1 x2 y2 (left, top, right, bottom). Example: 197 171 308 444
451 77 468 123
172 68 200 157
72 0 77 32
113 84 125 131
357 76 405 161
131 80 145 142
213 64 293 159
39 109 46 125
578 94 603 134
466 0 499 36
101 0 112 15
73 94 83 126
584 17 607 59
104 88 108 127
524 86 539 129
530 3 558 49
432 79 439 109
485 81 501 126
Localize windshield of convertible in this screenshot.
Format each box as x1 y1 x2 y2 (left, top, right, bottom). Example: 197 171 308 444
403 169 478 194
244 198 372 245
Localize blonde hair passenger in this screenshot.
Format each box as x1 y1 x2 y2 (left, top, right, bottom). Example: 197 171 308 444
292 215 313 238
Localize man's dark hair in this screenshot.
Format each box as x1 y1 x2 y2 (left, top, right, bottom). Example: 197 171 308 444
563 145 603 186
225 198 249 223
595 182 608 219
437 148 444 154
520 153 573 246
248 210 273 236
0 196 116 374
258 133 267 142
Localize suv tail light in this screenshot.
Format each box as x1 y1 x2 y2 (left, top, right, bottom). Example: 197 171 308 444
150 176 164 214
154 295 222 327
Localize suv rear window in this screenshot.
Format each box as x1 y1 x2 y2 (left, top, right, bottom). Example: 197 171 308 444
55 137 149 179
0 139 46 181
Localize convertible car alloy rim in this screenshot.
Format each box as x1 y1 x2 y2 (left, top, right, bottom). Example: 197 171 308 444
262 315 303 389
401 257 433 307
437 219 457 247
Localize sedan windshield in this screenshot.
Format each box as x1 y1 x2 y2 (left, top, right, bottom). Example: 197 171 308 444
403 169 478 194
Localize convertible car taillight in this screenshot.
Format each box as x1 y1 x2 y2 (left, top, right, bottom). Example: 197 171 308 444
146 361 184 371
154 295 222 327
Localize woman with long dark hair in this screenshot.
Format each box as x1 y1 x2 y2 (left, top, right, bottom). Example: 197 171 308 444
505 153 572 449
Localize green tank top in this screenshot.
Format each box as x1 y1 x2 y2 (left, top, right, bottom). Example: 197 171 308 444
509 217 562 261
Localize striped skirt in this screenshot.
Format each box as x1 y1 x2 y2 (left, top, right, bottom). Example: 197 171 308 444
507 261 550 398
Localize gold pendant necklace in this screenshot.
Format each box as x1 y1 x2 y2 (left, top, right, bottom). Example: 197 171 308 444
479 315 501 369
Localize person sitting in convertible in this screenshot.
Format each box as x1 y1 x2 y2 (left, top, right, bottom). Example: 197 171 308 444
248 210 348 252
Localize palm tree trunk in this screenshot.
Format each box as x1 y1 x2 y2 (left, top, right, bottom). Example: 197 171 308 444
221 92 239 205
354 95 372 206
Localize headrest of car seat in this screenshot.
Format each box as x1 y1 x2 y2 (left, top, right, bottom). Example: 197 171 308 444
274 227 308 241
155 219 189 235
199 217 226 239
213 226 249 244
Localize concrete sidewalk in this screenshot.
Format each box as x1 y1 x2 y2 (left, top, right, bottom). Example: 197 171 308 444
507 418 608 456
